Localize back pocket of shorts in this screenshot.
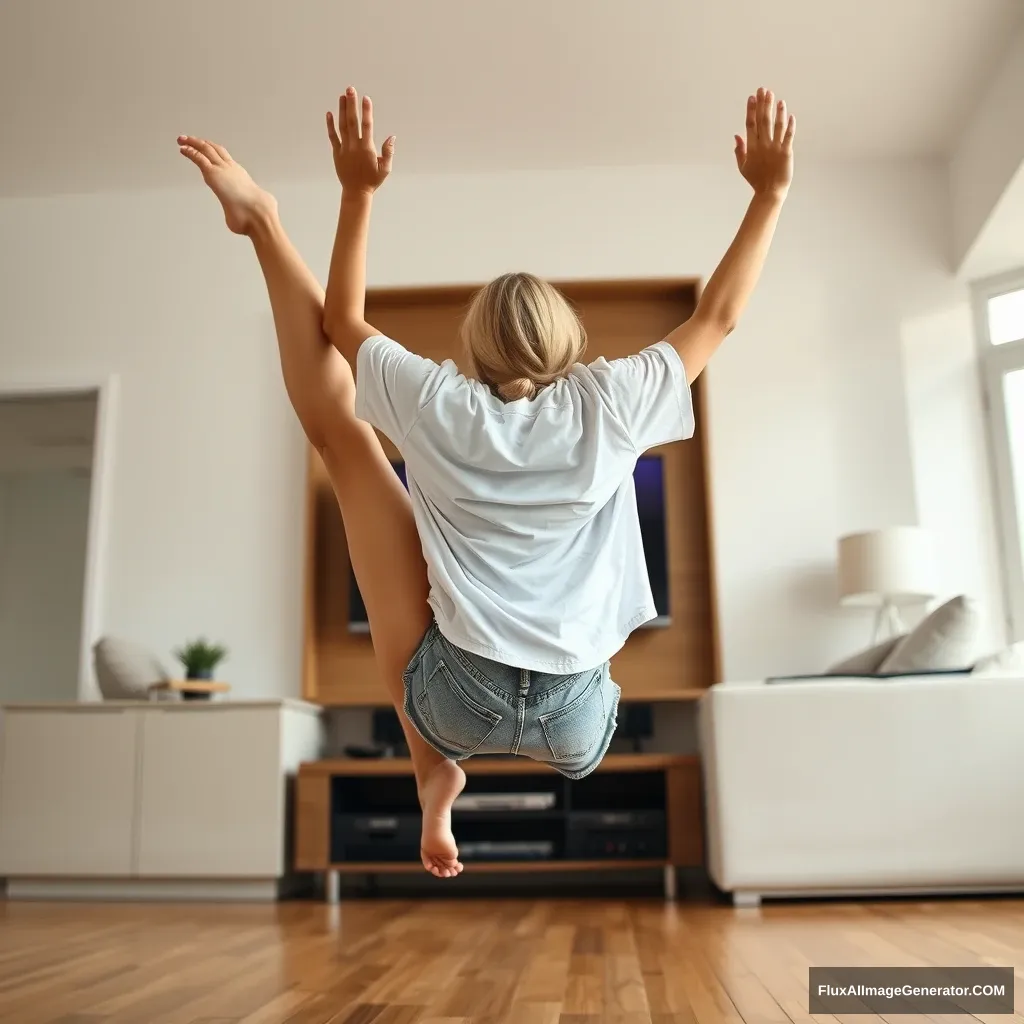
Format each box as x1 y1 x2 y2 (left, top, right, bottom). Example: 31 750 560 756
538 669 606 762
416 659 501 757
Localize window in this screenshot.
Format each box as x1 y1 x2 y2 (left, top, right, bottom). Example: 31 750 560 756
988 288 1024 346
975 273 1024 638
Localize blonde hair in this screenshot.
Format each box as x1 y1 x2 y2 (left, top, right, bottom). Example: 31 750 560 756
460 273 587 401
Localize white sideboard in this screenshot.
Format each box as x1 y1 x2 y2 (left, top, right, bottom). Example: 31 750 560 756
0 699 322 901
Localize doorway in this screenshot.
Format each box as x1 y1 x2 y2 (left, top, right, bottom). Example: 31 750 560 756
0 383 116 702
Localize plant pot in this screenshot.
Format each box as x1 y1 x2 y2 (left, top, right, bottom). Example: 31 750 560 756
181 689 212 701
186 669 215 681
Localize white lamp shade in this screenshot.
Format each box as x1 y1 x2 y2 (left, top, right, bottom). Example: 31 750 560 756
837 527 937 608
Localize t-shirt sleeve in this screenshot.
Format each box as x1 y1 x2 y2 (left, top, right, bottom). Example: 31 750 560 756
355 334 452 445
586 340 695 452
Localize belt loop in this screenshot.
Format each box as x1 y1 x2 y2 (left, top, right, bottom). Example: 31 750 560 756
519 668 530 696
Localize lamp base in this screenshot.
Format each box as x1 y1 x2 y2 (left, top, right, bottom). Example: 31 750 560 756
872 601 906 645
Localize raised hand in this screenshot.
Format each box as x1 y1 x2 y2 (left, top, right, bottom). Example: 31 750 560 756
326 87 395 195
734 89 795 198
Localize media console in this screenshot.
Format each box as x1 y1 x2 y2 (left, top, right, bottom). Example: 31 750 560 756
295 753 702 901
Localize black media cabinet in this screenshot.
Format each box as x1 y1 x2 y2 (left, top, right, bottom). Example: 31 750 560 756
296 754 703 900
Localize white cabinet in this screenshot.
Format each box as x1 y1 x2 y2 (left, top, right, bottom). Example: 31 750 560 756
0 700 322 899
136 707 283 877
0 708 138 875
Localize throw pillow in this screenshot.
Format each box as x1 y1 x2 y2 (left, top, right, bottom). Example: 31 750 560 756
826 635 905 675
972 641 1024 677
877 596 981 674
93 637 168 700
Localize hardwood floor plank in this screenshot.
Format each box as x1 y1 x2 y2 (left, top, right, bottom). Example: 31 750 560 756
0 898 1020 1023
236 991 319 1024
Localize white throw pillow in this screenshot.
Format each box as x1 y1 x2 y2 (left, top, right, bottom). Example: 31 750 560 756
826 635 905 675
877 596 981 674
972 642 1024 677
93 637 168 700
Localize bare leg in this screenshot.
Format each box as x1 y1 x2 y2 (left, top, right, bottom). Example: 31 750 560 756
178 137 465 877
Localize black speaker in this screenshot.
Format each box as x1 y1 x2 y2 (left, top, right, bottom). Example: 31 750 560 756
617 703 654 752
371 709 408 757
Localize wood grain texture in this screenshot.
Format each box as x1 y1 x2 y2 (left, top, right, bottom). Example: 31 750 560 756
293 773 330 872
0 898 1020 1023
666 761 703 868
304 279 717 707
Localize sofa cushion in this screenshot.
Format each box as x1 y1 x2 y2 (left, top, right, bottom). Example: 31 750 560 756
93 637 168 700
877 596 981 674
972 641 1024 677
826 635 905 675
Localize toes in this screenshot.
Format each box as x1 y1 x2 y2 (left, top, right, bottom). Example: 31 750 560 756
422 853 463 878
177 136 223 166
178 144 213 172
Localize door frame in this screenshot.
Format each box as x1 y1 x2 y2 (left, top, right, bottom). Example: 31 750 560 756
0 374 120 700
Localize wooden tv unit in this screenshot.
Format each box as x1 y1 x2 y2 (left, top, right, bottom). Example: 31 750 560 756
295 753 702 901
302 278 721 707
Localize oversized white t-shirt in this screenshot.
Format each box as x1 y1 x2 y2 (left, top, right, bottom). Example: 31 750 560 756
355 334 695 674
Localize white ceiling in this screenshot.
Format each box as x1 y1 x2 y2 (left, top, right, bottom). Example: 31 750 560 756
0 0 1021 197
0 395 97 474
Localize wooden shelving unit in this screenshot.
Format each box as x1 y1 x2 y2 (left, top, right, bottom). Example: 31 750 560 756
295 753 703 900
301 278 721 707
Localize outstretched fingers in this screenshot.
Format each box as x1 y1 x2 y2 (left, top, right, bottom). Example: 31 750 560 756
361 95 374 149
344 86 361 144
326 110 342 149
773 99 787 146
759 89 774 141
734 133 746 170
783 113 796 152
380 135 396 176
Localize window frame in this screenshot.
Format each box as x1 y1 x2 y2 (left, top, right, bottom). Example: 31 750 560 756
973 268 1024 640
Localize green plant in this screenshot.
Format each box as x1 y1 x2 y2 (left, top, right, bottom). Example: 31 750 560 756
174 637 228 679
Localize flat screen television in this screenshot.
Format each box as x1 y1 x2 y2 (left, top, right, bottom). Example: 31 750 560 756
347 455 670 632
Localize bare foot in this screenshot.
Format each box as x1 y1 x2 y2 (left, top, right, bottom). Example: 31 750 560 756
419 760 466 878
177 136 276 235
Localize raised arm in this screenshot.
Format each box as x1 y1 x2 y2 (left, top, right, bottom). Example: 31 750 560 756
668 88 795 383
322 86 396 365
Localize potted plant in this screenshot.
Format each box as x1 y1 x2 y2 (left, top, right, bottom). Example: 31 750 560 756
173 638 227 698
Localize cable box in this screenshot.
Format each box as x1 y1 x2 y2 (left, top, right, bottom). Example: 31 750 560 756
453 792 556 812
460 840 555 860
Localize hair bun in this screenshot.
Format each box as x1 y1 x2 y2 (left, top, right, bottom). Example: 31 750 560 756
497 378 537 402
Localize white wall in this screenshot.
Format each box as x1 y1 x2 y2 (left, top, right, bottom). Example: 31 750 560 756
949 26 1024 272
0 471 92 702
902 307 1007 653
0 157 997 695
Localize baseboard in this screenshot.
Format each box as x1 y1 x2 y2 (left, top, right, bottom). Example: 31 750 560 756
722 882 1024 901
3 877 282 902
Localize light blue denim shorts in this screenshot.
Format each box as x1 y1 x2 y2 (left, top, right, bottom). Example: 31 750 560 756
402 622 621 780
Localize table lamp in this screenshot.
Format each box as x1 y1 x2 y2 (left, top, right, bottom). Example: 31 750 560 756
837 527 937 643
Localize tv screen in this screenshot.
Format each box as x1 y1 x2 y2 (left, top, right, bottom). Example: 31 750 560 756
348 455 670 632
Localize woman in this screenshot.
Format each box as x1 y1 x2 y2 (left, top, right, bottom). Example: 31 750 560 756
178 86 794 878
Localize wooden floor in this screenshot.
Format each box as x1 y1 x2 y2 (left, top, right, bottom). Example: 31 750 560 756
0 896 1021 1024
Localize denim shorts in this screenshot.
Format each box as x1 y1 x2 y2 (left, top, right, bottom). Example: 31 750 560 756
402 622 621 780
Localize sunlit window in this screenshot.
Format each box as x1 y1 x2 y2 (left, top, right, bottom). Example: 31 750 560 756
988 288 1024 346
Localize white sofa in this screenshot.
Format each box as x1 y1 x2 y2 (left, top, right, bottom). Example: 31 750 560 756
698 674 1024 905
